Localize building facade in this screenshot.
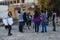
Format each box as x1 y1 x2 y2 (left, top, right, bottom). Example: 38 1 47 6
0 0 37 18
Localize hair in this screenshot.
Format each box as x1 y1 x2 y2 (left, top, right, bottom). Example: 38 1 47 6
18 10 21 13
53 10 56 13
41 10 44 13
23 9 25 11
34 10 39 18
8 11 12 16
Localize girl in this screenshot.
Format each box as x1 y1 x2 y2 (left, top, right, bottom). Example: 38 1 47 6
18 10 24 33
3 11 13 36
41 10 47 33
33 10 40 32
26 12 32 29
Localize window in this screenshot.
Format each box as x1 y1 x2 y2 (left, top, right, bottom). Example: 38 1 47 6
4 2 8 5
17 0 20 3
10 1 12 4
14 1 16 3
22 0 24 3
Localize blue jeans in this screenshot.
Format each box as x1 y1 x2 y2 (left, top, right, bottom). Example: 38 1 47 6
41 21 47 32
34 22 39 32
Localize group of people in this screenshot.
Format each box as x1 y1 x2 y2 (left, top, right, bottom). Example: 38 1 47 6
3 9 57 36
33 9 56 32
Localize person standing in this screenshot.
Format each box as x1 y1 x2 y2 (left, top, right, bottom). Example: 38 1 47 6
3 11 13 36
41 10 47 33
52 10 57 31
33 10 40 32
26 12 32 29
23 9 27 26
46 10 49 25
18 10 24 32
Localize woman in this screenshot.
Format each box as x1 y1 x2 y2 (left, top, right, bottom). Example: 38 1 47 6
26 12 32 29
52 10 57 31
3 11 13 36
18 10 24 32
33 10 40 32
41 10 47 33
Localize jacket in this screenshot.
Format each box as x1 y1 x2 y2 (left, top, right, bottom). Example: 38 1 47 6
3 17 13 25
33 16 40 22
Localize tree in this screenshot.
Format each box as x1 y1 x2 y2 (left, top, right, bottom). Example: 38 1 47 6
37 0 50 10
49 0 60 16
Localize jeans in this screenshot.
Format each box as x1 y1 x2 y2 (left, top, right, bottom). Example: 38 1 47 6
34 22 39 32
41 21 47 32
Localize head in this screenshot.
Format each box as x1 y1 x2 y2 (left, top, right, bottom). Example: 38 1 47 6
23 9 25 11
18 10 21 14
34 10 39 18
52 10 56 13
41 10 44 13
8 11 12 17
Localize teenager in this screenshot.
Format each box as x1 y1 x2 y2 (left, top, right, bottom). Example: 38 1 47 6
33 10 40 32
18 10 24 32
23 9 27 26
26 12 32 29
3 11 13 36
41 10 47 33
52 10 57 31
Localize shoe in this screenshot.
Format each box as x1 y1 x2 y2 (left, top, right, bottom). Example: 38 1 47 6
20 31 24 33
41 31 44 33
45 31 47 32
53 30 56 31
8 33 12 36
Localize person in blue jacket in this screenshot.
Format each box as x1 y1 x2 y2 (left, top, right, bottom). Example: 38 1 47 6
18 10 24 33
41 10 47 33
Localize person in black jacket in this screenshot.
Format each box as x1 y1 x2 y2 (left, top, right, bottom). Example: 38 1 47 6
52 10 57 31
23 9 27 26
26 12 32 29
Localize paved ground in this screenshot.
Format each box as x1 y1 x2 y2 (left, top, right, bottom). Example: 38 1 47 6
0 24 60 40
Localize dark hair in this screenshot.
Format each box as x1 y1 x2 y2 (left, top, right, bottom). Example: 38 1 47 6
34 10 39 18
23 9 25 11
18 10 21 13
8 11 12 16
53 10 56 13
41 10 44 13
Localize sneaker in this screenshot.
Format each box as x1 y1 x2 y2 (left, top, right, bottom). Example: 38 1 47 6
45 31 47 32
8 33 12 36
41 31 44 33
53 30 56 31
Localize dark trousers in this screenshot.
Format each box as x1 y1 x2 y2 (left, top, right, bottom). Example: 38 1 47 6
19 22 23 32
5 25 8 29
23 21 26 26
8 25 12 34
53 21 56 31
34 22 39 32
27 21 31 26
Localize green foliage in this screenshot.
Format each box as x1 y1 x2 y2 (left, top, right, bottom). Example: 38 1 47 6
37 0 60 16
